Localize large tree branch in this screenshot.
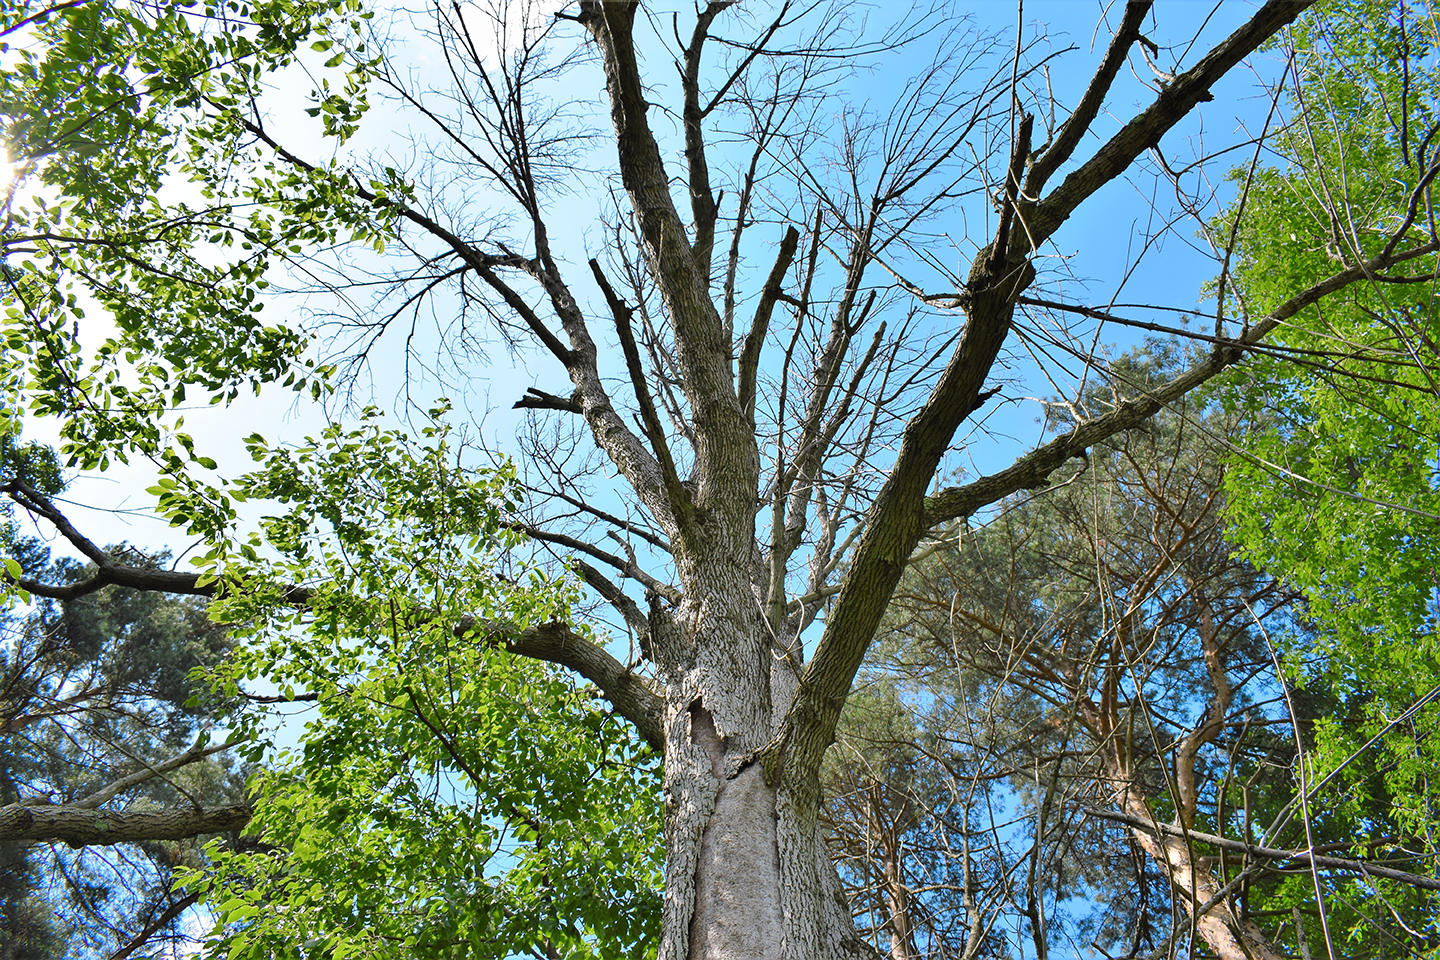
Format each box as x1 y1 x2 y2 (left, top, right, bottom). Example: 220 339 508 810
506 621 663 752
495 252 680 540
679 1 734 274
590 257 696 537
923 240 1440 530
764 111 1045 788
738 226 800 424
1 480 253 600
0 801 252 846
764 280 1028 787
1026 0 1313 249
767 201 1435 795
2 486 664 746
582 1 757 522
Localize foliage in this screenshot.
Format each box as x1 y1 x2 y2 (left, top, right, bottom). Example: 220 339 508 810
0 0 372 478
2 4 662 953
1222 0 1440 947
175 409 662 959
1224 0 1440 687
1 430 61 597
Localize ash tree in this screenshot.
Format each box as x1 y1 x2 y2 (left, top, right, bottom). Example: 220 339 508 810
4 0 1439 958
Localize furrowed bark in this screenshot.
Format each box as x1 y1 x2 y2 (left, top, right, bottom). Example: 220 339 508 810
580 5 861 958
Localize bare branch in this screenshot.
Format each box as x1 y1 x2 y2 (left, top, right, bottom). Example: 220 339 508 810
106 889 203 960
514 387 583 414
924 240 1440 530
679 1 737 272
1088 808 1440 893
589 257 696 535
76 735 238 811
1025 1 1154 196
1027 1 1314 248
738 226 800 423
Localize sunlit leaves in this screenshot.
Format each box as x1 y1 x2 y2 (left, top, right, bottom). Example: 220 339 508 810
0 0 374 468
170 409 661 958
1221 0 1440 944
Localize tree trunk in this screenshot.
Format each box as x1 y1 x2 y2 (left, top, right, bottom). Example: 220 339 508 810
1118 795 1288 960
878 836 919 960
656 611 872 960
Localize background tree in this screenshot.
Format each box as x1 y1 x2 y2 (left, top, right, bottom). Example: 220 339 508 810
2 439 247 958
5 1 1440 959
0 554 247 958
831 350 1438 958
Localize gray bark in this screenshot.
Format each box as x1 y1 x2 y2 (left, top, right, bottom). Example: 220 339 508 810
0 802 251 847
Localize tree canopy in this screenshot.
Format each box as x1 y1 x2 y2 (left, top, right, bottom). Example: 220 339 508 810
3 0 1439 958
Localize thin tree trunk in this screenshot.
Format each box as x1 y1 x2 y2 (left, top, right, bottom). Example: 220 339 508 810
878 838 919 960
1119 794 1288 960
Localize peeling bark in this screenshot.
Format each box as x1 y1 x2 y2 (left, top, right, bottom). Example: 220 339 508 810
1116 795 1288 960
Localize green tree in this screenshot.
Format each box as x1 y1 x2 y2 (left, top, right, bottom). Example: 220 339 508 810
0 0 351 471
7 2 1438 958
181 410 663 959
1220 0 1440 949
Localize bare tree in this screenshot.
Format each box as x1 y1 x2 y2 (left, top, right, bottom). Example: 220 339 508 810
10 1 1440 958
